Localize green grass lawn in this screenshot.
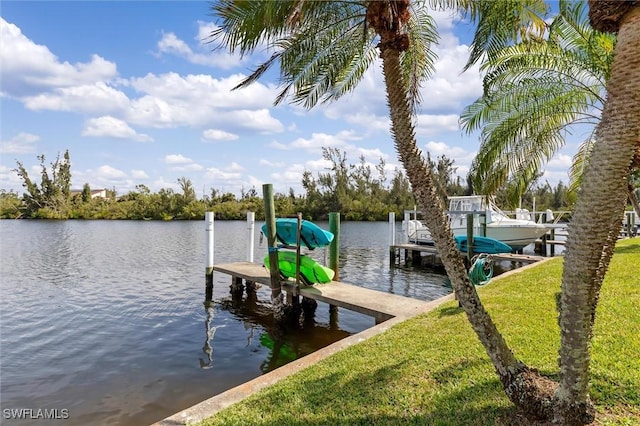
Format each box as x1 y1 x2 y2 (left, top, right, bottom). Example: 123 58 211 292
198 238 640 426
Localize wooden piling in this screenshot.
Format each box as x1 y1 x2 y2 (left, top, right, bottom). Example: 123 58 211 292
388 212 395 266
262 184 283 311
466 213 474 264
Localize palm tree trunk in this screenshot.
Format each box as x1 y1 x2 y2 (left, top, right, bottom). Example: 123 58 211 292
378 41 556 420
554 5 640 425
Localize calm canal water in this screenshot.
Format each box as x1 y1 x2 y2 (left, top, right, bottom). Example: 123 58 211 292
0 220 450 425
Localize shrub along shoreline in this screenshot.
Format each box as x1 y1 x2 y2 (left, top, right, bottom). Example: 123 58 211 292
197 238 639 426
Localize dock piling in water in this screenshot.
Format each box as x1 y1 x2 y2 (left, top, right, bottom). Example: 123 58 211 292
205 211 214 301
246 211 255 263
262 184 285 319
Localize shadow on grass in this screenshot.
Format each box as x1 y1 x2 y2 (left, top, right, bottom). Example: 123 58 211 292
589 371 640 407
437 305 464 317
613 243 640 254
212 359 515 426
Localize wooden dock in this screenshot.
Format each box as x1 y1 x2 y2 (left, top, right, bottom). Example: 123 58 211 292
391 243 547 267
213 262 431 322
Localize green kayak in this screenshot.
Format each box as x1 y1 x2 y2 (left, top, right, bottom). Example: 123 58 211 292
263 250 334 285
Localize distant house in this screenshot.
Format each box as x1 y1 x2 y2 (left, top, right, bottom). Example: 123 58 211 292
70 189 108 199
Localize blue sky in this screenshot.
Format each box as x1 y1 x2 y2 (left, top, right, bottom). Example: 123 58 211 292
0 1 577 198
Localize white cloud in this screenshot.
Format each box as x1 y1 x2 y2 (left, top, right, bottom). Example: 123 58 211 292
5 21 284 134
289 131 359 152
416 114 461 136
163 154 203 172
259 158 286 168
94 165 127 179
203 167 242 181
546 153 573 169
227 162 244 172
0 165 24 190
268 141 288 150
23 82 130 113
419 44 483 113
423 140 476 181
131 169 149 179
125 73 284 132
0 132 40 154
173 163 204 172
82 116 153 142
355 147 388 160
220 109 284 134
202 129 239 141
155 22 245 70
0 18 117 97
165 154 194 165
305 158 333 172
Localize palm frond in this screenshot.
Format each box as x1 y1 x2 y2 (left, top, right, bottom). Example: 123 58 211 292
464 0 549 71
568 137 596 193
461 3 614 197
401 3 439 112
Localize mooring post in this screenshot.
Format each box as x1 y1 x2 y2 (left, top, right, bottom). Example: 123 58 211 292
262 184 284 318
205 211 214 301
388 212 395 266
288 212 302 306
329 212 340 281
245 211 256 294
403 211 410 243
246 211 255 262
541 212 548 256
466 213 474 264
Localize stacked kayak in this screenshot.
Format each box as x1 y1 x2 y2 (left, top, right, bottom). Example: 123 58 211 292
261 218 334 249
262 218 335 285
263 250 334 285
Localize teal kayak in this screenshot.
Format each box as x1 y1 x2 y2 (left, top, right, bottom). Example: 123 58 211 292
263 250 334 285
262 218 334 249
455 236 512 254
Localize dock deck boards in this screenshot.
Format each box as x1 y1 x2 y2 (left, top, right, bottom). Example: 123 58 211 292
213 262 431 321
392 243 546 263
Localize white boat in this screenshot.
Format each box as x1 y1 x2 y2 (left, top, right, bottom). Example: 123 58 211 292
405 195 552 251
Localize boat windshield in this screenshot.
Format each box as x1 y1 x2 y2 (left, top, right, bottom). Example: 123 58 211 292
448 197 484 212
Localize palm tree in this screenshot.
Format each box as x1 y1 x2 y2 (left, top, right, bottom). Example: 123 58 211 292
460 1 614 204
461 0 640 222
210 0 636 422
552 1 640 423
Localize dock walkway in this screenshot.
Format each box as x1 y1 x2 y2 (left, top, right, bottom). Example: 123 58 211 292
213 261 430 322
391 243 546 267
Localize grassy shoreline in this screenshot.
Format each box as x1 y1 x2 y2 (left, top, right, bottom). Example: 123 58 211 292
199 238 640 425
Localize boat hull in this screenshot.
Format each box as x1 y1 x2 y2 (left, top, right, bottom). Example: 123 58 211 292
407 221 549 251
478 222 549 250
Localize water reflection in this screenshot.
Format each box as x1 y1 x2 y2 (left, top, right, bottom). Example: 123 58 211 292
0 220 445 425
215 290 352 374
200 300 217 369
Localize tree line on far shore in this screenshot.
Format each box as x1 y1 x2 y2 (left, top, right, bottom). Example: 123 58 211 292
1 148 577 221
